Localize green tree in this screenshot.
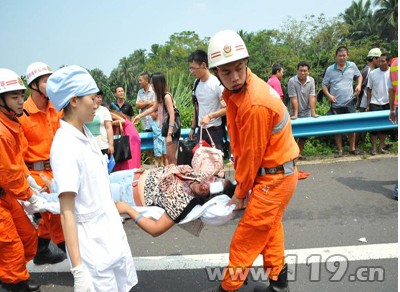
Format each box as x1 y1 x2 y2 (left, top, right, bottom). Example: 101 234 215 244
145 31 207 76
340 0 376 40
374 0 398 42
88 68 115 104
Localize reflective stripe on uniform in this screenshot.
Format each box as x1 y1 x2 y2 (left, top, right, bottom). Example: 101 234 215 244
272 109 289 134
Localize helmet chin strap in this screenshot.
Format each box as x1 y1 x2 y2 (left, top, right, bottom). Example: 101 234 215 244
32 80 49 100
216 66 248 94
0 100 22 118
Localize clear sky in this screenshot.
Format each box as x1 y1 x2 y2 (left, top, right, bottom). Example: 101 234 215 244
1 0 355 77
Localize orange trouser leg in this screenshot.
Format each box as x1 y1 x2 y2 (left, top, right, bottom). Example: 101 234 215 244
221 170 298 291
0 194 37 284
261 221 285 278
31 170 65 244
37 212 64 244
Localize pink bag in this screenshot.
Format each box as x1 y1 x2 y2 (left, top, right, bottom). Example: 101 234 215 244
191 126 224 177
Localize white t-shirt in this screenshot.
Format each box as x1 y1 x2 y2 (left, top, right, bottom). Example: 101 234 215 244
367 68 390 105
195 75 224 127
85 105 112 150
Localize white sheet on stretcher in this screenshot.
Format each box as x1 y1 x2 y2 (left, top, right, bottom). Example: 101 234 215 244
25 194 237 226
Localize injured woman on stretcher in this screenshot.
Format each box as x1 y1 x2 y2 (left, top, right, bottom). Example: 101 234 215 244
34 165 238 237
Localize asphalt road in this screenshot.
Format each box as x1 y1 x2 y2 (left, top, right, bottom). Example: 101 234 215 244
9 156 399 292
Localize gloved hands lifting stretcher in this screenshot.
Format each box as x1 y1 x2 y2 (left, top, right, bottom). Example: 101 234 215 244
26 194 48 213
27 175 41 193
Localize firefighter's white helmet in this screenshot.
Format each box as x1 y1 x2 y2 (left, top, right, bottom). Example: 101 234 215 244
0 68 26 94
26 62 53 85
208 30 249 69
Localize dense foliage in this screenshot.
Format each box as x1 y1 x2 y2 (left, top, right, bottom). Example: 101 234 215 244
82 0 397 156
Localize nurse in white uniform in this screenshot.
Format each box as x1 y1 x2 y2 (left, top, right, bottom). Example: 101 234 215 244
46 65 137 292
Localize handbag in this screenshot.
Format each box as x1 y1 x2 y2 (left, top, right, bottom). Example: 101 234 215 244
191 126 224 177
113 121 132 163
192 139 211 154
161 93 181 138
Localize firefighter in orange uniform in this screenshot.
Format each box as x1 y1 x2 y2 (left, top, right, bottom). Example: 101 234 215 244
0 68 48 291
18 62 66 265
205 30 299 292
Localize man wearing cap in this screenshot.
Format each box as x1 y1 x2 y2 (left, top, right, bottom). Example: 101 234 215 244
204 30 299 292
355 48 382 148
358 48 382 111
47 65 137 291
366 53 392 155
19 62 66 265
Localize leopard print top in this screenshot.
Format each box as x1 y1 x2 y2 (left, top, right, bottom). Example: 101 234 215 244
143 165 209 223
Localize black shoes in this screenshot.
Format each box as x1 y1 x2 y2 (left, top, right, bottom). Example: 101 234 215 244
33 238 66 265
1 279 40 292
254 264 290 292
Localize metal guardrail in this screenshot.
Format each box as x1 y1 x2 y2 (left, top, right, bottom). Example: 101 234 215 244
139 110 398 151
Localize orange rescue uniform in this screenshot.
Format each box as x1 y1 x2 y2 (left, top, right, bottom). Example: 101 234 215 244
0 110 38 284
390 57 398 106
221 69 299 291
18 96 64 244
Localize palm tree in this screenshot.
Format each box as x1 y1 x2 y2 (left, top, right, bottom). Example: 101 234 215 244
374 0 398 41
340 0 376 40
118 57 135 99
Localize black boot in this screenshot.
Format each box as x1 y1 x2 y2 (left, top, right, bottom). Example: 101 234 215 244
33 237 66 265
57 241 66 253
253 264 290 292
2 279 40 292
27 279 40 291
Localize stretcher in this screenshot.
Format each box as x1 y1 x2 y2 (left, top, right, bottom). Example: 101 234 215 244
22 192 237 227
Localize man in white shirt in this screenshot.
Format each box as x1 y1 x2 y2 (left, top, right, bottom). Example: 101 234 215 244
366 53 392 155
188 49 226 151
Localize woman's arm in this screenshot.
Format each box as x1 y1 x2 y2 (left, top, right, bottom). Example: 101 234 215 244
163 94 175 144
111 112 126 126
133 102 159 125
59 192 81 268
104 120 114 154
115 202 175 237
164 94 175 131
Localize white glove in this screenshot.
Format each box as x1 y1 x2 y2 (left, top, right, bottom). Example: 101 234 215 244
71 264 95 292
27 175 41 192
27 194 48 213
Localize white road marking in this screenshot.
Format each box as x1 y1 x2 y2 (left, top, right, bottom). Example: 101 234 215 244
27 242 398 273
